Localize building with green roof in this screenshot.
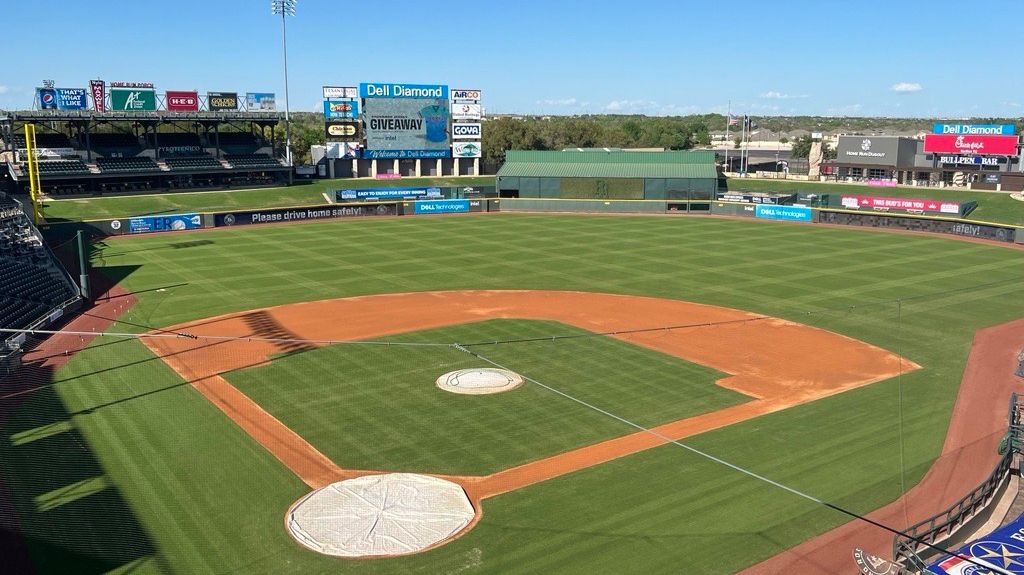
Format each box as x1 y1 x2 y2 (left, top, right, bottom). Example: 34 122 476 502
496 150 719 200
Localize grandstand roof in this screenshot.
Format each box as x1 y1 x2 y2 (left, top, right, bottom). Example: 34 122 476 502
498 150 717 179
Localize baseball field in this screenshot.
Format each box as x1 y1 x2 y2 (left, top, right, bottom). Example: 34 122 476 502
3 211 1023 574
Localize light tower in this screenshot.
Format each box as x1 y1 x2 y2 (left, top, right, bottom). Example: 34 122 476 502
271 0 296 184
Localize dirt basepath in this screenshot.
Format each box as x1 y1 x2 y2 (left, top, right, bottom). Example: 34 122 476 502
144 290 912 503
742 317 1024 575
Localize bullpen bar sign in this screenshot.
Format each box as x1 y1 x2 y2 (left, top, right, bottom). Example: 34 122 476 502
923 134 1018 155
207 92 238 111
165 90 199 112
840 195 960 214
933 123 1015 136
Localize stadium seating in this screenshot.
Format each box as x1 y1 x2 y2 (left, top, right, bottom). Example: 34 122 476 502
211 132 260 146
89 133 141 148
96 157 161 173
164 155 224 171
10 132 73 149
225 154 283 169
30 159 91 176
0 198 78 331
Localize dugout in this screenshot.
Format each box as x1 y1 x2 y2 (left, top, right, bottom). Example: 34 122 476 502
496 150 718 201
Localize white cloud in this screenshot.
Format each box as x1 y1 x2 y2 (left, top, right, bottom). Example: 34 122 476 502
536 98 579 107
890 82 922 93
760 91 808 100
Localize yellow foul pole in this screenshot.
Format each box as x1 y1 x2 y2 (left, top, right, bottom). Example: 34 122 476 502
23 124 43 225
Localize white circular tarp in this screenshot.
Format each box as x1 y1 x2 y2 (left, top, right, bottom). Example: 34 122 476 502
436 368 524 395
287 473 475 558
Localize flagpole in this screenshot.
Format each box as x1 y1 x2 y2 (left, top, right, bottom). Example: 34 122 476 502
740 115 746 175
724 100 731 174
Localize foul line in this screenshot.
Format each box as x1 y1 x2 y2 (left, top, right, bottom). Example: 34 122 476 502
450 343 1009 573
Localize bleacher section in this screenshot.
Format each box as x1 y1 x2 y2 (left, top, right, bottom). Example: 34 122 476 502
11 132 73 149
164 155 224 171
0 197 80 334
95 157 161 173
33 159 91 176
225 154 282 169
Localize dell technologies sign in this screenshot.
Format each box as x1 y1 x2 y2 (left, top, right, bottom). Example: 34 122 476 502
452 123 481 139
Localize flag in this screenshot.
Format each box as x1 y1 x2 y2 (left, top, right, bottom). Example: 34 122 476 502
728 116 738 126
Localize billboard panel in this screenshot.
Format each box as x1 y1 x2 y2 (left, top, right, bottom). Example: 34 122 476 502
451 89 482 102
452 141 482 158
923 134 1018 155
451 123 481 139
246 92 276 111
166 90 199 112
840 195 960 214
214 204 396 227
208 92 238 111
361 82 450 160
836 136 900 165
754 205 812 222
414 200 470 214
90 80 106 112
933 123 1015 136
39 88 87 110
325 120 361 140
128 213 202 234
337 187 442 201
323 86 358 99
451 103 482 120
323 99 359 119
360 82 448 99
110 88 157 111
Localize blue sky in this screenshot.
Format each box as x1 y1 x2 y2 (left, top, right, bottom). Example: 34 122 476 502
3 0 1022 118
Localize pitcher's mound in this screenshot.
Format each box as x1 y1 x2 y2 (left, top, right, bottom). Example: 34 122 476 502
287 473 475 558
436 368 525 395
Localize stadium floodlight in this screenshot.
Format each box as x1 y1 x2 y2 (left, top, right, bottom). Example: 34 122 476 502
271 0 296 184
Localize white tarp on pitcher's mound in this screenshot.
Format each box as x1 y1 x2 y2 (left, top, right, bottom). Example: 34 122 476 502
436 368 524 395
287 473 475 557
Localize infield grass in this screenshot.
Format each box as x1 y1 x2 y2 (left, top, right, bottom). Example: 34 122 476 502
224 319 740 475
3 213 1022 574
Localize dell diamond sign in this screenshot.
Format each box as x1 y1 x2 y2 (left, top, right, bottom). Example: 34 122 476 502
452 123 481 139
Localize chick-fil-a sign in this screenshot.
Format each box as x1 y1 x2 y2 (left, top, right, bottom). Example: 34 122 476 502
923 134 1018 155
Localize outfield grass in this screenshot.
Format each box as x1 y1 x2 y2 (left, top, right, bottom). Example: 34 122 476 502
40 175 495 222
725 177 1024 226
225 319 739 475
4 213 1023 574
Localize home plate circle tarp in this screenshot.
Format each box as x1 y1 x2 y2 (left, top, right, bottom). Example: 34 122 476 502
286 473 475 557
435 368 525 395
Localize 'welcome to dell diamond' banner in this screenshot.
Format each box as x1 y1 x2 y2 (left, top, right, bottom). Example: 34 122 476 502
360 83 451 160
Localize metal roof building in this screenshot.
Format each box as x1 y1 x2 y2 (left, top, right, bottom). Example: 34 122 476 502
496 150 719 200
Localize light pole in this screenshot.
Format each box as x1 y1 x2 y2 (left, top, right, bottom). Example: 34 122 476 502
272 0 295 185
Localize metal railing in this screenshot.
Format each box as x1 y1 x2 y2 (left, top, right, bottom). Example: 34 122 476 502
892 394 1022 568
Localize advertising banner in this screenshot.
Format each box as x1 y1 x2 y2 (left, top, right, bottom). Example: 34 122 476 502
452 142 482 158
214 204 396 227
866 179 896 187
451 89 482 102
323 86 358 99
90 80 106 112
325 120 361 139
110 88 157 111
127 213 201 234
414 199 470 215
207 92 238 111
363 96 451 159
754 205 812 222
165 90 199 112
937 155 1001 166
38 88 57 109
840 195 960 214
360 82 448 100
923 134 1018 155
451 103 482 120
933 123 1015 136
337 187 442 201
452 123 482 139
927 512 1024 574
40 88 88 110
246 92 276 111
323 99 359 119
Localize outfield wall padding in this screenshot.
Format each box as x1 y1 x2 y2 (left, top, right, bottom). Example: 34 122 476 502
819 211 1017 243
499 199 667 214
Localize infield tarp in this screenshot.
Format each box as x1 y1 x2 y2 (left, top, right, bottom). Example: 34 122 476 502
926 511 1024 574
